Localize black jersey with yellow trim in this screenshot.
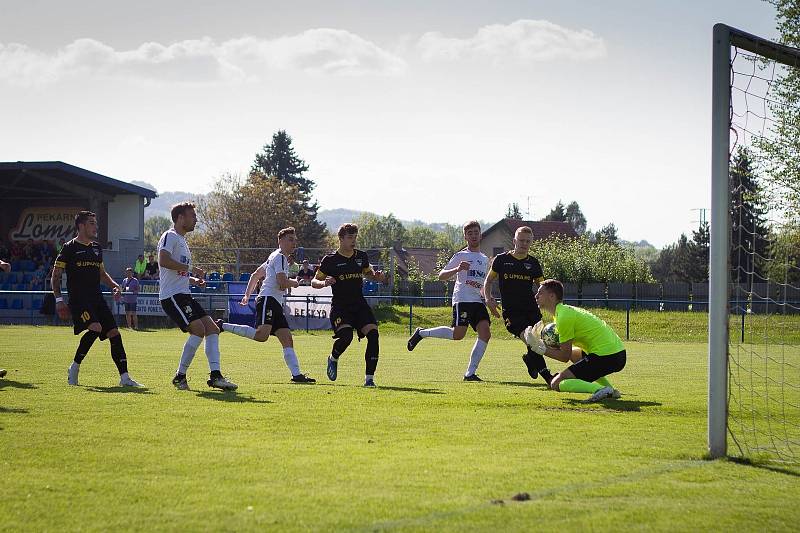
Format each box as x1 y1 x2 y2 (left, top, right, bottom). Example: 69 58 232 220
54 238 105 301
491 251 543 311
317 249 372 306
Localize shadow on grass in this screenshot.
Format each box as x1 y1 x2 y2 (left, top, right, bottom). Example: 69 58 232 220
195 391 273 404
0 406 29 414
86 386 155 394
377 385 444 395
0 379 38 390
563 398 662 412
725 456 800 478
496 381 550 389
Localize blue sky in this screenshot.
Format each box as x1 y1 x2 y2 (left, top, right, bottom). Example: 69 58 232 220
0 1 779 247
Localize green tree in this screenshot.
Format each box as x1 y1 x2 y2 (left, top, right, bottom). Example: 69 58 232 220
506 202 523 220
194 173 327 268
565 201 588 234
687 222 710 282
730 147 770 283
542 201 566 222
353 213 406 249
757 1 800 219
250 130 326 246
144 215 171 252
251 130 314 194
534 235 653 284
405 226 439 248
594 223 619 245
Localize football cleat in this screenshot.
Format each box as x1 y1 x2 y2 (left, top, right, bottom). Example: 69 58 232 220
172 373 189 390
521 353 539 380
119 374 144 387
363 378 377 388
463 374 483 382
291 374 316 384
68 363 80 386
214 319 225 333
586 385 614 403
207 373 238 391
611 389 622 399
407 327 423 351
0 369 7 378
326 356 338 381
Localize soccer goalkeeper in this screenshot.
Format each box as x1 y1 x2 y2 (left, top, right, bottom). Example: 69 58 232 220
527 279 626 402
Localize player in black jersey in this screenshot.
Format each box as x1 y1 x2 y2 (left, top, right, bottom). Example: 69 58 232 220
312 223 386 387
0 260 9 379
482 225 554 385
51 211 143 387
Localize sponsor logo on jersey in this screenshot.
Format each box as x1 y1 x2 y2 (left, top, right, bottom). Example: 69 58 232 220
460 311 468 318
524 264 531 270
266 309 273 318
184 305 192 314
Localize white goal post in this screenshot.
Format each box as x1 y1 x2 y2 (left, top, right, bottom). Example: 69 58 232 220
709 24 800 459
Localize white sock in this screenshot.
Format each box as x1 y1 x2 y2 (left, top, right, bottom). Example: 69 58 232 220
205 333 221 372
178 335 203 374
466 339 488 376
224 323 256 340
420 326 453 340
365 374 374 382
283 347 301 376
120 372 129 380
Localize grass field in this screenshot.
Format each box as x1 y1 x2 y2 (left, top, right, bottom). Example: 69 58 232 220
1 324 799 531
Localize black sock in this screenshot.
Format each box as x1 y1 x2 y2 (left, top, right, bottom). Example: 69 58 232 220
332 328 353 359
365 330 379 375
109 335 128 375
524 347 549 376
74 330 99 364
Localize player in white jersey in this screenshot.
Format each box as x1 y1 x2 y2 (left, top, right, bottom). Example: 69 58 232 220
218 227 315 383
158 202 237 391
407 221 492 381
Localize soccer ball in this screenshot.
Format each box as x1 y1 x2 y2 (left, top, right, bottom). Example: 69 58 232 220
541 322 559 347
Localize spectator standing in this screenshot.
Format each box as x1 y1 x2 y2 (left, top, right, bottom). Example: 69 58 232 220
121 267 140 330
144 253 159 280
134 254 146 279
296 260 315 286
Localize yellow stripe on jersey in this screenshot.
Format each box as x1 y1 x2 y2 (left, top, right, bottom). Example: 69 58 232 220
535 276 545 283
54 261 66 268
315 270 327 280
486 270 498 282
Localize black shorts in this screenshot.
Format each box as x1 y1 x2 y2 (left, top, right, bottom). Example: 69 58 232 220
124 302 138 313
255 296 290 333
502 308 542 337
330 299 376 337
567 350 627 383
70 298 117 340
160 293 208 332
451 302 490 331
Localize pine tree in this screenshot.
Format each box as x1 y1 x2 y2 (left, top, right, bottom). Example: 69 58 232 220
687 222 710 282
542 201 566 222
506 203 523 220
729 147 769 284
250 130 326 247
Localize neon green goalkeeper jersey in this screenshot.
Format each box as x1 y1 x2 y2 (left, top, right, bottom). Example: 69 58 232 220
554 302 624 356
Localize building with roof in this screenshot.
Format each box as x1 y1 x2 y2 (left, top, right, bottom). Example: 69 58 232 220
480 218 578 258
0 161 158 277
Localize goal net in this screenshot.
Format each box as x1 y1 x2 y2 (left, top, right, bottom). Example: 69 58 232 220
710 24 800 463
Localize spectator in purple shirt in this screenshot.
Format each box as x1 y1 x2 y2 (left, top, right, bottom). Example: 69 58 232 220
121 267 140 330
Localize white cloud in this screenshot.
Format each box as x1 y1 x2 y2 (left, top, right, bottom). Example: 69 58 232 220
0 29 406 86
417 19 606 63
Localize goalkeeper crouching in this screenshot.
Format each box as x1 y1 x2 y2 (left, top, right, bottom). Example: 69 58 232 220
527 279 626 402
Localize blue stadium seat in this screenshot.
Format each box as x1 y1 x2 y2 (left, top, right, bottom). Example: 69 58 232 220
32 298 43 310
8 272 22 284
0 272 7 283
22 273 33 283
208 272 221 281
0 299 7 309
20 260 36 272
222 272 234 282
10 261 21 271
1 283 11 291
190 285 204 293
12 284 26 292
11 299 23 309
239 272 250 281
